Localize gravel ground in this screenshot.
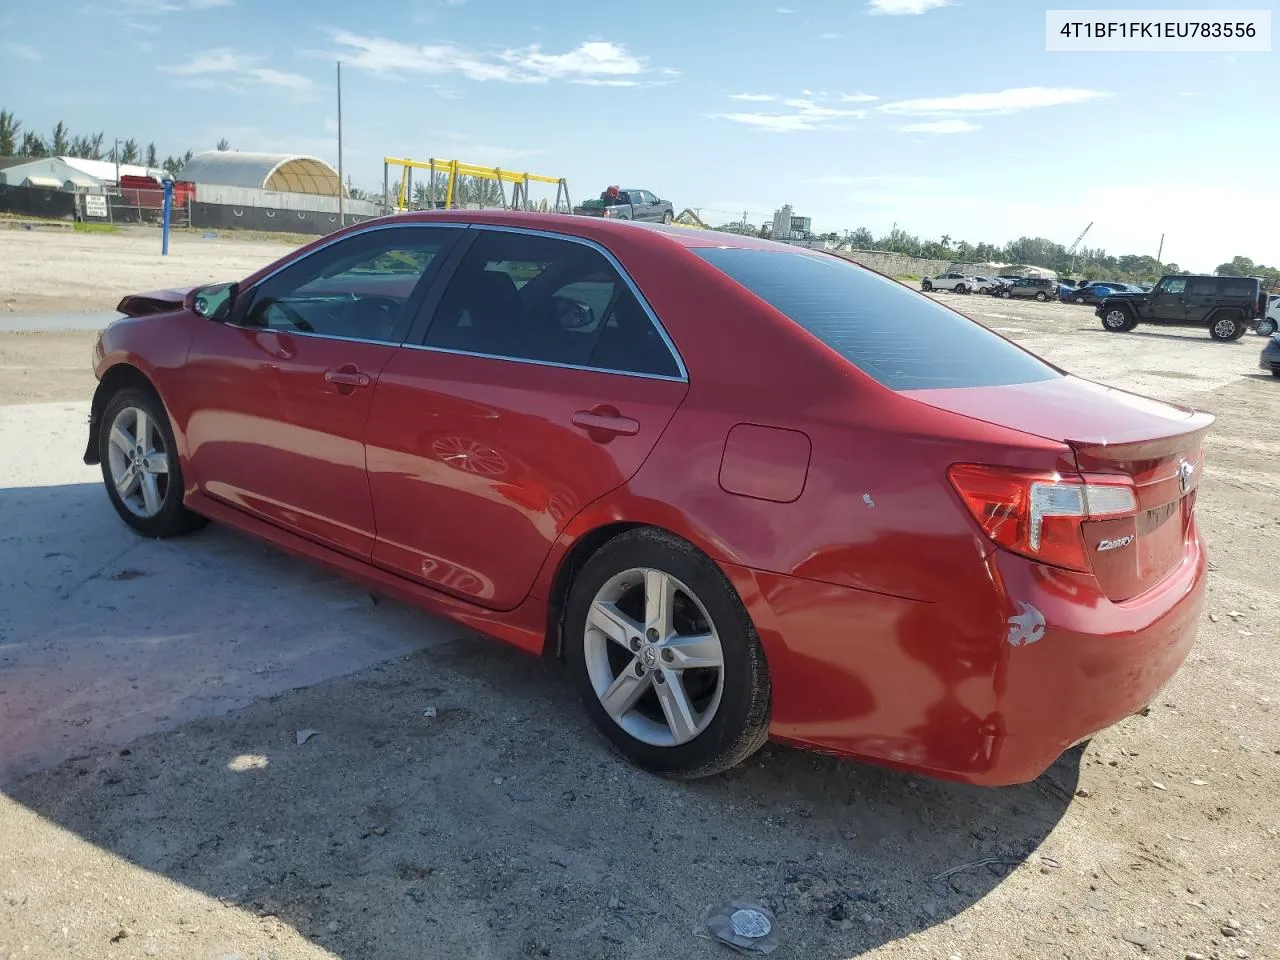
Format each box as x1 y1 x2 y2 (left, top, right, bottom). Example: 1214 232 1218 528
0 236 1277 960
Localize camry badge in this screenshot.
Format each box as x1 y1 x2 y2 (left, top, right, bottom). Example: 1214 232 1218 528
1097 535 1134 553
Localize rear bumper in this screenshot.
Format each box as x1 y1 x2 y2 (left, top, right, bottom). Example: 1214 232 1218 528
723 534 1206 786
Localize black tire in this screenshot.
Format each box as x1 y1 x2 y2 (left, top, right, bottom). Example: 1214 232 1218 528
954 283 967 294
1256 317 1277 337
1035 291 1048 302
921 281 933 292
1002 289 1012 299
1101 306 1136 332
1074 294 1087 304
1208 313 1244 342
98 386 207 538
564 528 771 779
662 211 674 224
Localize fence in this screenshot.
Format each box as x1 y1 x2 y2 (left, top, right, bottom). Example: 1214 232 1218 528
0 183 77 220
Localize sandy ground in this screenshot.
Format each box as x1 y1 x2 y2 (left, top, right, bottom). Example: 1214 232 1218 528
0 226 304 314
1 235 1278 960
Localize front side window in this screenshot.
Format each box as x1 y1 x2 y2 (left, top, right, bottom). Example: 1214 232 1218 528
695 247 1058 390
241 226 457 343
421 230 681 378
1158 278 1188 295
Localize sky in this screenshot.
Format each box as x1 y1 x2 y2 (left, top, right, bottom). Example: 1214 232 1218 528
1 0 1276 271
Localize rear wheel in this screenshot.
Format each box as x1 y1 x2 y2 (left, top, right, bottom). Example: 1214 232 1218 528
99 387 207 538
1256 317 1277 337
1074 294 1087 304
1209 313 1245 341
1035 291 1048 302
1101 307 1136 332
954 283 967 294
564 529 771 779
662 211 674 224
1002 288 1012 299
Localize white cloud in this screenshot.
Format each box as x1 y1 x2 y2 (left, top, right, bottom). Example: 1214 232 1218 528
898 119 979 134
327 32 664 86
711 93 869 132
160 47 313 94
776 6 796 12
880 86 1110 115
820 32 841 39
185 0 233 7
4 42 41 61
838 92 878 103
867 0 951 13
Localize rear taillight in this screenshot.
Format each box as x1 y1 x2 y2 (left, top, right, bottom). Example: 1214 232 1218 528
947 464 1137 572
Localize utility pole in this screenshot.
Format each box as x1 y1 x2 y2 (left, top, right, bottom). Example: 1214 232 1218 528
1156 233 1165 266
336 60 345 227
113 138 120 186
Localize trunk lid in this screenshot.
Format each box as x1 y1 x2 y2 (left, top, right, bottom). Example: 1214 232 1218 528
904 375 1213 601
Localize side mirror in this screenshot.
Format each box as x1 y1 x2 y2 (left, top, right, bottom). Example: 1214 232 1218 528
188 281 238 321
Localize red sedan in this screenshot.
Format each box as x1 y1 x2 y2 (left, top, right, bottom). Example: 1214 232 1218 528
86 211 1211 785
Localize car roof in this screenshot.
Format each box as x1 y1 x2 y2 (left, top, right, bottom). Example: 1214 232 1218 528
366 209 792 253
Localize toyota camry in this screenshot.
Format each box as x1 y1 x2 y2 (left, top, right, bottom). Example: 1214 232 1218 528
86 211 1211 785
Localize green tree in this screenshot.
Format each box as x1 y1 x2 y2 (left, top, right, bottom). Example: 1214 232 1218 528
50 121 70 155
145 142 158 168
216 138 230 151
118 138 139 164
18 131 46 156
0 110 20 156
1215 256 1255 276
846 226 875 248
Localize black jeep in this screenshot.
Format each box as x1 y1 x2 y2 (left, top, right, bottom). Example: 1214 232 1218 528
1097 274 1267 341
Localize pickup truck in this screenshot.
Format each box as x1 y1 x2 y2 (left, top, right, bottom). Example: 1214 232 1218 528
574 187 675 223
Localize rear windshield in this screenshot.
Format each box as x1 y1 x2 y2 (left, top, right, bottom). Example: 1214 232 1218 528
694 247 1059 390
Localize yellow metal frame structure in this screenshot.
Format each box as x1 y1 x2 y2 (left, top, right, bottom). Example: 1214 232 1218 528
383 156 571 215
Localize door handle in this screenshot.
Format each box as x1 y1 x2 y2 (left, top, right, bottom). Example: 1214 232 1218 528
572 408 640 438
324 369 371 388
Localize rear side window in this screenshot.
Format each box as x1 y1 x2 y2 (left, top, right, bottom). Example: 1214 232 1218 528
694 247 1059 390
1221 277 1257 298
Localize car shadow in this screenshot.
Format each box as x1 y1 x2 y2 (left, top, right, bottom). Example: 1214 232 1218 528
3 482 1079 959
1073 327 1252 345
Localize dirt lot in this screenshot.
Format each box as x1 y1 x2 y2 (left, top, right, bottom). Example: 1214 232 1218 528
1 234 1278 960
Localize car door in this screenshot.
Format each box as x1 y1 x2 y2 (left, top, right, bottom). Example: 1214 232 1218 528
183 224 461 558
364 227 689 610
637 190 660 221
1146 276 1189 323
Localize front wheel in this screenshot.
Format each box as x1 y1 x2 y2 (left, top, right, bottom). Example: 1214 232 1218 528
1002 289 1012 299
921 281 933 292
99 387 207 538
1256 317 1277 337
1101 307 1136 332
564 529 771 779
1209 314 1245 341
662 211 674 224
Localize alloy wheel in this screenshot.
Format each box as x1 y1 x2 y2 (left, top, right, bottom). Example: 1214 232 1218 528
106 405 169 518
583 567 725 747
1213 318 1237 339
1104 309 1129 329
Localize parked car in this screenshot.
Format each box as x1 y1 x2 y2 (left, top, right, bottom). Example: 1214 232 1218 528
1057 280 1079 300
1098 274 1268 341
87 210 1212 786
1259 331 1280 375
575 187 674 223
1258 294 1279 336
970 276 1000 294
1001 277 1059 301
921 272 976 293
1069 281 1130 305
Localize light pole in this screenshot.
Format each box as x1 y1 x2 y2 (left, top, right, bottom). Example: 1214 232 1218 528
336 60 345 228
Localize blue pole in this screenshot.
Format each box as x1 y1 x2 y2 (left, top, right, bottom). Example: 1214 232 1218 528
161 179 173 256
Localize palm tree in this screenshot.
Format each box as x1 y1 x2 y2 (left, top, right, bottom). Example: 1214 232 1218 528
50 121 71 155
145 142 158 168
18 131 46 157
216 138 230 151
119 138 139 164
0 110 20 156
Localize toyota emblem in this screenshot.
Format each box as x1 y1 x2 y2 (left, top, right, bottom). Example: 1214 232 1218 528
1177 458 1195 496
